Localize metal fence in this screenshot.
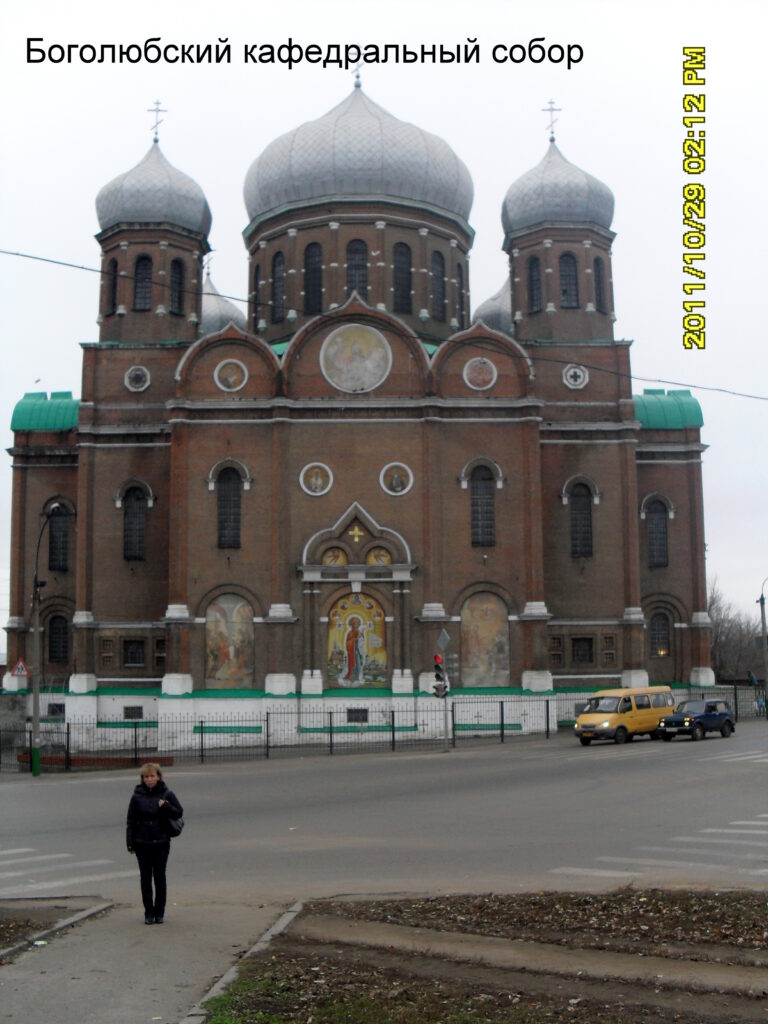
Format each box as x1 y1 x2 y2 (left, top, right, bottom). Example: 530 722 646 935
2 685 764 773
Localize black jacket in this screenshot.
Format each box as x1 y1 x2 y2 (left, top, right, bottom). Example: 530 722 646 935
126 779 183 849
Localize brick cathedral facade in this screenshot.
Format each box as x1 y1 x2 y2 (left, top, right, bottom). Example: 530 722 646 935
4 86 714 710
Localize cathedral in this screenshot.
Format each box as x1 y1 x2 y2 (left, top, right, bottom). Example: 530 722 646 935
3 83 714 719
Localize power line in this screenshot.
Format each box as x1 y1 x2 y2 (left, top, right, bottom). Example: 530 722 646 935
1 247 766 402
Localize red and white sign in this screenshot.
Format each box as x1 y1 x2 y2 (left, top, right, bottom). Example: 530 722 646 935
12 659 30 678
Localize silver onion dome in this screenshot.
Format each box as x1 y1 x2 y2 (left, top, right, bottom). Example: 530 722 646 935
96 143 212 236
502 142 614 240
472 279 513 335
200 274 247 335
243 87 474 227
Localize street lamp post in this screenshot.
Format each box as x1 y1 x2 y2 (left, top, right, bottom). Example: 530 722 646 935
29 503 65 777
760 578 768 710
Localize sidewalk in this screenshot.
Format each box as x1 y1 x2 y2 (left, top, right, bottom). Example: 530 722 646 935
0 895 287 1024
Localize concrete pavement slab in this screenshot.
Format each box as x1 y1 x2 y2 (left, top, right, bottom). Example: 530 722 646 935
0 895 288 1024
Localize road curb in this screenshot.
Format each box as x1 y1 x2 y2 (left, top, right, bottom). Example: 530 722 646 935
178 900 304 1024
0 898 114 962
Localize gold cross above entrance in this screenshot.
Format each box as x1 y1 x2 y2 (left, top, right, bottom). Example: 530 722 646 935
348 525 365 543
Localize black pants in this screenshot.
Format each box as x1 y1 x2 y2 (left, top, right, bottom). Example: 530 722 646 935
134 841 170 917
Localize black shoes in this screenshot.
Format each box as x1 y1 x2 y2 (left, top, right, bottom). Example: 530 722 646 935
144 913 154 925
154 915 164 924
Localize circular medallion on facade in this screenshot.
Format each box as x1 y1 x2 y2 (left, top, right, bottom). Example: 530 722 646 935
320 323 392 394
214 359 248 392
322 547 348 566
463 356 498 391
379 462 413 496
563 364 589 390
300 462 333 496
124 365 151 392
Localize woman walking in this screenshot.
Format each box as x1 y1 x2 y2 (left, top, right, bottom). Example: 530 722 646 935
126 763 183 924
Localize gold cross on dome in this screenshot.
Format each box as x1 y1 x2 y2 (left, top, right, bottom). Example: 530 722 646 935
348 525 365 543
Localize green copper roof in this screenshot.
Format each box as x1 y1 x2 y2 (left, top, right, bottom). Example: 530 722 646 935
11 391 80 432
633 389 703 429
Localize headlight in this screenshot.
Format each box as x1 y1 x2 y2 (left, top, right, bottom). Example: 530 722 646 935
659 718 666 726
599 720 611 728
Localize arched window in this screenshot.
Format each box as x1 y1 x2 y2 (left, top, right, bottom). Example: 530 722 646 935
48 615 69 664
106 258 118 315
133 256 153 311
527 256 542 313
217 468 242 549
457 263 465 329
271 252 285 323
346 239 368 300
252 265 261 330
470 466 495 547
304 243 322 314
650 612 671 658
123 487 147 561
48 505 69 572
647 500 669 568
559 253 579 308
169 259 184 315
393 243 412 314
594 257 606 313
570 483 593 557
431 251 446 322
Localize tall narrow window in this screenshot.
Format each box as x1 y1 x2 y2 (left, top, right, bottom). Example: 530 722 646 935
48 615 69 664
559 253 579 308
48 506 68 572
647 500 669 567
430 251 446 321
527 256 542 313
169 259 184 315
133 256 153 311
106 258 118 315
271 252 285 323
650 612 671 657
346 239 368 300
217 468 242 549
252 265 261 330
304 243 322 314
123 487 147 561
457 263 465 329
570 483 593 557
393 242 412 314
594 257 606 313
470 466 495 547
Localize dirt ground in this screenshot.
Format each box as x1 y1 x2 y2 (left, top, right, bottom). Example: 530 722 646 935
207 890 768 1024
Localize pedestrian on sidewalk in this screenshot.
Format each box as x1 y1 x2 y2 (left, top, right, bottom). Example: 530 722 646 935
126 762 184 925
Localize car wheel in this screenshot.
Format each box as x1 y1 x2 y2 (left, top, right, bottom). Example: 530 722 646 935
614 727 628 745
720 721 733 738
649 730 660 740
691 722 704 741
579 736 592 746
661 733 673 741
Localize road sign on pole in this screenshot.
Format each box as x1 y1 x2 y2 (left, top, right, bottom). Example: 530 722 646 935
12 659 30 678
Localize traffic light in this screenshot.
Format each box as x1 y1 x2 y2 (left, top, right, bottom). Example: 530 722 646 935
433 654 447 697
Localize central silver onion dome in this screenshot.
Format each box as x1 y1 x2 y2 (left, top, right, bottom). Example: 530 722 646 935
96 143 212 236
502 142 614 240
201 274 247 335
243 87 474 226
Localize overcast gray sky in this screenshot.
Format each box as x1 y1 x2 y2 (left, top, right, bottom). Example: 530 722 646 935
1 0 766 654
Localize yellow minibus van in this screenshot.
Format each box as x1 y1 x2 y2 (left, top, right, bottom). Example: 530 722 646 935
574 686 675 745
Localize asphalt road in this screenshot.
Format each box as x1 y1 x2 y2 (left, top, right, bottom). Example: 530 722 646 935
4 720 768 902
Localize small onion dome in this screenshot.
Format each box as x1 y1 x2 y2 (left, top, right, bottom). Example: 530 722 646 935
472 279 513 335
200 274 247 335
243 87 473 227
96 143 212 236
502 142 614 240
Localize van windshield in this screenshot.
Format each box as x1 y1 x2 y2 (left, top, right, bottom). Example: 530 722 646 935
583 696 620 713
